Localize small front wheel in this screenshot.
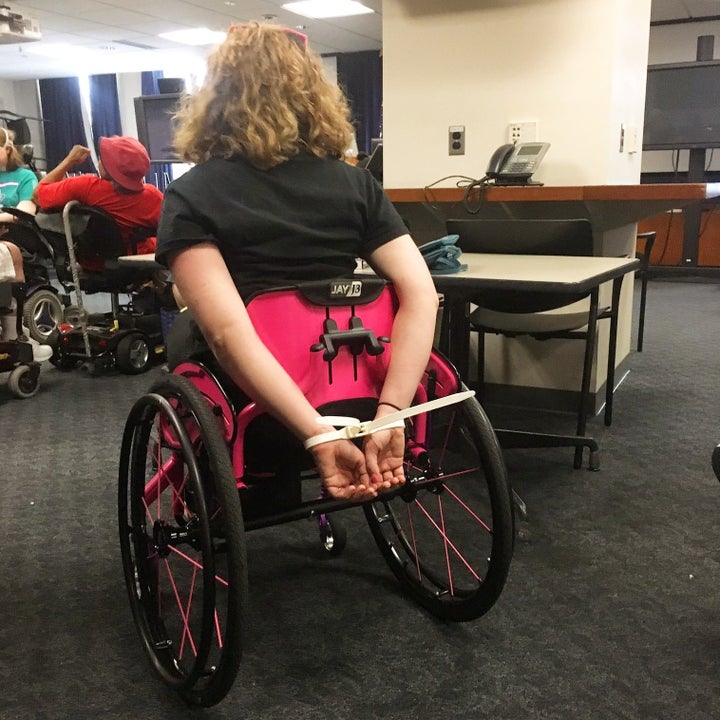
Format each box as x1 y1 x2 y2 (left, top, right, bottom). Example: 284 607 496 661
116 333 151 374
318 515 347 556
8 364 40 398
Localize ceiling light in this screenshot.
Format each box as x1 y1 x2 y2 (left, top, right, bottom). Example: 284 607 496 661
282 1 374 19
159 27 227 46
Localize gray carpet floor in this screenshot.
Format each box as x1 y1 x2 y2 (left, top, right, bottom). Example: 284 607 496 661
1 278 719 720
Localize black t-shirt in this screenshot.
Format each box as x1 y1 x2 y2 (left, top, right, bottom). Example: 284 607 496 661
156 152 407 299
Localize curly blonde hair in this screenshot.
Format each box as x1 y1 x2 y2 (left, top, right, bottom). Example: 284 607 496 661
1 127 25 171
173 22 356 169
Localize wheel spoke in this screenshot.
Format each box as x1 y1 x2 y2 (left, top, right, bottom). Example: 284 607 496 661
162 558 199 659
412 493 480 583
364 396 513 620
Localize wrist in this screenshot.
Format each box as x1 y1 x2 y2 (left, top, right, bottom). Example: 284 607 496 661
376 400 404 418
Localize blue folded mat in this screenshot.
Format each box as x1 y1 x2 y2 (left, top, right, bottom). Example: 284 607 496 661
418 234 467 275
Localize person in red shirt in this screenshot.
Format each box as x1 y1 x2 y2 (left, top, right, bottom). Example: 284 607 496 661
32 136 163 269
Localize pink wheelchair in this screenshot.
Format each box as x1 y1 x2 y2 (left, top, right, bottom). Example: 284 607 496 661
118 278 515 707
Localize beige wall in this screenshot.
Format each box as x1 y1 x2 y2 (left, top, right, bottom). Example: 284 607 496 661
382 0 651 400
383 0 651 189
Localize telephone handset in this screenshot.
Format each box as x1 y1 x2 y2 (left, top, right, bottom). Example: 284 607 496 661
486 142 550 185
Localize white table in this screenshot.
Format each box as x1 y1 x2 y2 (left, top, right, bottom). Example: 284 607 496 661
422 253 640 469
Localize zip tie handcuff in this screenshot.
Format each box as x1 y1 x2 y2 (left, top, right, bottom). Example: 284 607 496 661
303 389 475 450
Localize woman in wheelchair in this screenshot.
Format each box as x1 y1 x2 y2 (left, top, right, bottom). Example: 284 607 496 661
0 126 37 224
156 22 439 500
119 25 514 705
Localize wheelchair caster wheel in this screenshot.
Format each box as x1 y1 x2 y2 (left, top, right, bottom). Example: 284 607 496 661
8 363 40 398
318 515 347 556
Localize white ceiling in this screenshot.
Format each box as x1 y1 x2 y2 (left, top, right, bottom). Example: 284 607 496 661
0 0 716 83
0 0 383 81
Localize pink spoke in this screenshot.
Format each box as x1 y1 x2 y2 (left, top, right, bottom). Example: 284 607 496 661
413 498 480 581
437 495 454 595
142 454 189 526
404 504 422 581
178 565 199 659
162 558 199 658
168 545 229 587
214 609 224 649
442 484 492 533
439 409 455 460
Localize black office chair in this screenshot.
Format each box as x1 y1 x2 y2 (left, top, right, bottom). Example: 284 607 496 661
635 231 656 352
445 218 623 459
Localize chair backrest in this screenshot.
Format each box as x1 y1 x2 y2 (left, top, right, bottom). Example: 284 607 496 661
176 277 461 480
445 218 595 313
3 214 55 264
446 218 594 257
246 278 397 408
67 204 126 263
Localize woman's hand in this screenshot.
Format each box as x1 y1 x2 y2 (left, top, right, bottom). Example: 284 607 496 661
363 426 406 491
309 438 378 501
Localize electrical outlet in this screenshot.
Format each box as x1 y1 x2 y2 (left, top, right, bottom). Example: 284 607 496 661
448 125 465 155
507 121 538 144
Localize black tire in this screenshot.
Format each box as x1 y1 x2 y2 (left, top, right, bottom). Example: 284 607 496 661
47 329 80 370
116 333 151 374
8 364 39 398
318 515 347 556
118 374 247 707
364 392 514 622
22 288 64 343
712 444 720 483
49 353 80 370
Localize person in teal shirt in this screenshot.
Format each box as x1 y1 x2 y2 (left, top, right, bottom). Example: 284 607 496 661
0 126 37 224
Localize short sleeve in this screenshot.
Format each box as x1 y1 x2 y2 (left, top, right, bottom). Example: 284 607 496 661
360 172 408 255
17 170 38 202
155 185 219 268
37 175 93 210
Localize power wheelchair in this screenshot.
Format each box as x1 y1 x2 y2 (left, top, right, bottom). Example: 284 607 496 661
45 200 166 375
118 278 515 707
1 206 65 343
1 201 165 374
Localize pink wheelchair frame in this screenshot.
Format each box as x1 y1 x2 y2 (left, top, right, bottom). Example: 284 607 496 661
119 278 514 707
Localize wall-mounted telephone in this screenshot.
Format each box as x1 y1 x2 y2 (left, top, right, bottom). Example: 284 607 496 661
486 142 550 185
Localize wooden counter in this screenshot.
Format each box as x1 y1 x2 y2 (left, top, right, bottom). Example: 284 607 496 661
386 182 720 257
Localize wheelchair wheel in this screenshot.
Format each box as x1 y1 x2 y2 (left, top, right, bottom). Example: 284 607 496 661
364 393 514 622
119 374 247 707
23 288 64 343
7 364 40 398
115 332 152 374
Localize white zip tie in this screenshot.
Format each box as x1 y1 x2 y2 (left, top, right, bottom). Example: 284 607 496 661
303 389 475 450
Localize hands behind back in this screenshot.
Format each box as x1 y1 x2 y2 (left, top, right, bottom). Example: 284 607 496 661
309 438 377 501
308 425 406 502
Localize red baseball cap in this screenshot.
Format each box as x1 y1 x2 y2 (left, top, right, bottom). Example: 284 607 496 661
99 136 150 192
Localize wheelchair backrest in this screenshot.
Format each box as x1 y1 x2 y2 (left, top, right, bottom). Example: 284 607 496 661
68 204 126 262
176 278 461 481
246 278 397 408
